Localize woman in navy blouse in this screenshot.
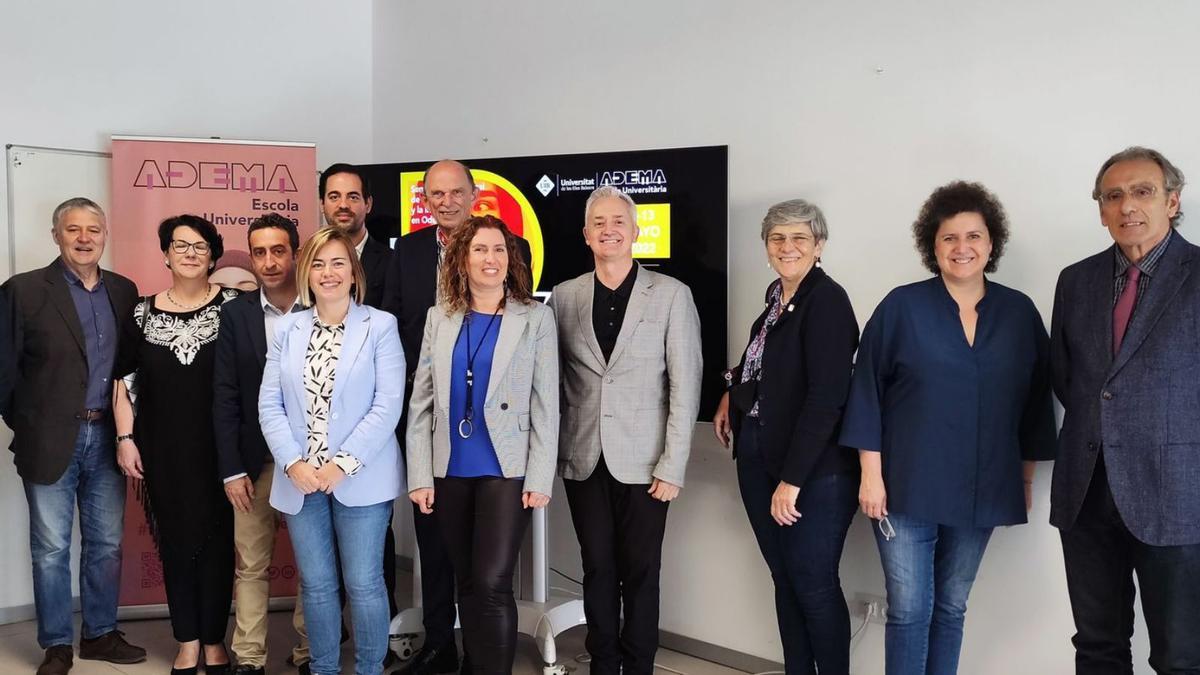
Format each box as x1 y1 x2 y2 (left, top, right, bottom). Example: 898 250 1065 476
713 199 860 674
406 215 559 674
839 182 1056 674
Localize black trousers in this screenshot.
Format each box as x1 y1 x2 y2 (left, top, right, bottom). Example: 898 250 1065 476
411 502 459 650
162 516 235 644
434 477 530 674
563 455 669 675
1061 455 1200 674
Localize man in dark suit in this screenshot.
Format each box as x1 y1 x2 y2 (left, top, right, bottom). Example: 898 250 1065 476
0 290 14 419
1051 146 1200 673
2 198 146 675
320 163 390 308
213 213 310 675
383 159 531 675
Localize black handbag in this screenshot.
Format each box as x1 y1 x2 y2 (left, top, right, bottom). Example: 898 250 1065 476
728 379 759 415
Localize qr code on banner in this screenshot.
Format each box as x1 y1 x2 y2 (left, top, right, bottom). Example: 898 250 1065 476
140 552 164 589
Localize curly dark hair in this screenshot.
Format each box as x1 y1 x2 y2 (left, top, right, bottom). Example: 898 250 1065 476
157 214 224 263
439 215 533 314
911 181 1008 275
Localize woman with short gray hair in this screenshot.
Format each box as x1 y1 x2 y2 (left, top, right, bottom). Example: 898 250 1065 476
714 198 860 674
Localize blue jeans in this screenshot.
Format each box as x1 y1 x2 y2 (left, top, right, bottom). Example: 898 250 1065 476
736 423 858 675
286 493 391 675
874 512 992 675
23 419 126 648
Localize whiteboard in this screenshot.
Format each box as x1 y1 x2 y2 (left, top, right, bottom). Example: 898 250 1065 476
5 144 113 275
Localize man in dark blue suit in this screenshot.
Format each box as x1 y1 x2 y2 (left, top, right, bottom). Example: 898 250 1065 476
1051 146 1200 673
213 213 309 674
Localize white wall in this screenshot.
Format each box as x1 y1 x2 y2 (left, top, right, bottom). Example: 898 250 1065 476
0 0 373 615
375 1 1199 672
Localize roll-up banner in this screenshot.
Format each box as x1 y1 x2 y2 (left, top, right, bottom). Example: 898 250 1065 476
109 136 319 608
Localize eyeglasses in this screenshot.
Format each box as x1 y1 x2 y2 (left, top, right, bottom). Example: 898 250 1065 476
877 516 896 542
766 233 815 247
170 240 210 255
1098 184 1160 206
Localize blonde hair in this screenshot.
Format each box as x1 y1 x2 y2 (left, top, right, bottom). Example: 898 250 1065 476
295 226 366 308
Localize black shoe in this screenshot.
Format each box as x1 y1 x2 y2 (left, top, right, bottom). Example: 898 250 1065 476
296 660 312 675
79 630 148 664
203 643 231 675
391 642 459 675
169 667 198 675
36 645 73 675
233 666 265 675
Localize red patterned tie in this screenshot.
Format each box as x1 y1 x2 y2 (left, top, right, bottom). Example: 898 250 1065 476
1112 264 1141 356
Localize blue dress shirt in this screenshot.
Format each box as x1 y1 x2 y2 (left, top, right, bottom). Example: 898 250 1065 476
839 277 1056 528
63 267 117 410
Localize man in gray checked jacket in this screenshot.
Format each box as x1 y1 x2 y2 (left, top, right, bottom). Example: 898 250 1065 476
548 185 702 675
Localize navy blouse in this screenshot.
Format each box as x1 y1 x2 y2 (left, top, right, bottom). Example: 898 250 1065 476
839 277 1056 528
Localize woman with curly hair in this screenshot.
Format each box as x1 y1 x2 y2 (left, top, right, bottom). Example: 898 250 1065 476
839 182 1057 674
406 215 559 674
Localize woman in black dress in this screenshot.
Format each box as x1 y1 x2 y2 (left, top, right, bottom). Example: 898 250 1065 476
114 215 238 675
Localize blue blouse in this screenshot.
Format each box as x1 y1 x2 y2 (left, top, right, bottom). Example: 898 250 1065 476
839 277 1056 528
448 311 504 477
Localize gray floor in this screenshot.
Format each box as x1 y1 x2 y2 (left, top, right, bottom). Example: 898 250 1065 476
0 611 749 674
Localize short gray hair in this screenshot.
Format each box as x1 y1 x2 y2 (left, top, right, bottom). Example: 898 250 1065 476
760 199 829 242
1092 146 1186 226
584 185 638 226
52 197 105 230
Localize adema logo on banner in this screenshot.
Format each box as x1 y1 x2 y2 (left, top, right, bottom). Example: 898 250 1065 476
133 160 300 193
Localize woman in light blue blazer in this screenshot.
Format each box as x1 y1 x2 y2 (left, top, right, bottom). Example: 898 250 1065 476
259 226 405 675
407 215 559 674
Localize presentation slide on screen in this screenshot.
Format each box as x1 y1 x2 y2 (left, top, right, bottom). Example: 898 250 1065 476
360 145 728 419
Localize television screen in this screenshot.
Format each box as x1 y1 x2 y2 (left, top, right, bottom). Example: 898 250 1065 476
360 145 728 421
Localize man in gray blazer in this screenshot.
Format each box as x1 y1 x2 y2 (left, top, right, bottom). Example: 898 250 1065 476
549 185 702 675
1051 146 1200 672
2 198 146 675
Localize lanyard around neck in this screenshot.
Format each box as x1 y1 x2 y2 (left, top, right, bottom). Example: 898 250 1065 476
457 308 501 439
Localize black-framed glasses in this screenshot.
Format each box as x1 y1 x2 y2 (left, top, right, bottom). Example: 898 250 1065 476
170 240 210 255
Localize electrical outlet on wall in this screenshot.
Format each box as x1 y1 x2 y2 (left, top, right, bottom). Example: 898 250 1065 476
851 592 888 624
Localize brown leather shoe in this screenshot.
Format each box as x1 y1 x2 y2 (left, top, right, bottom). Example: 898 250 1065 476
36 645 73 675
78 630 147 664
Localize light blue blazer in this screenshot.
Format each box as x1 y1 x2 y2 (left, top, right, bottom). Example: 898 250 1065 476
258 302 406 515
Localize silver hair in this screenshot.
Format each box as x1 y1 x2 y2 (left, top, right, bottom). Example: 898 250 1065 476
1092 146 1186 226
52 197 105 230
760 199 829 242
584 185 638 226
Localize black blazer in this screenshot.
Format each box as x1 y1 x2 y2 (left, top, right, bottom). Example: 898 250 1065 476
0 291 15 419
360 234 391 309
383 226 532 380
212 289 276 482
729 267 860 488
1 258 138 484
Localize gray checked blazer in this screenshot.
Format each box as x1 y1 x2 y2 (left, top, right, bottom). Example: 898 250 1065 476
549 266 702 486
405 298 559 496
